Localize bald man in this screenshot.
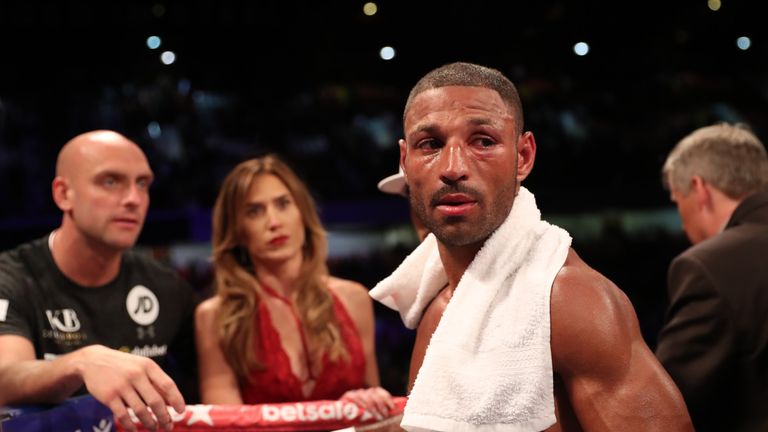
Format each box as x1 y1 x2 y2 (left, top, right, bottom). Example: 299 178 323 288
0 130 198 432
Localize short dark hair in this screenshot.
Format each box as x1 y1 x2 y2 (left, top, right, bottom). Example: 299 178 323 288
403 62 524 133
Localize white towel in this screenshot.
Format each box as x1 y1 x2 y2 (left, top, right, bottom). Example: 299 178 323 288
370 187 571 432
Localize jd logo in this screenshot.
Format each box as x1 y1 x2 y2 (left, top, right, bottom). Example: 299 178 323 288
126 285 159 326
45 309 81 332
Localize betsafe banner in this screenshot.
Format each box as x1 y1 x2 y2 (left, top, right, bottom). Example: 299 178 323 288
1 395 407 432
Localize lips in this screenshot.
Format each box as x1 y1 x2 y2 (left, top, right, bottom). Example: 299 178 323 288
269 235 288 246
112 217 140 227
434 193 477 217
436 193 474 205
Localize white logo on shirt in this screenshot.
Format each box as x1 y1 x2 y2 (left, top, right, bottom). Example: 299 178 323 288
93 418 113 432
45 309 81 332
0 299 8 322
126 285 159 326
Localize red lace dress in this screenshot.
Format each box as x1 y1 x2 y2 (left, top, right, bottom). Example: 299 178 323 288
240 286 367 403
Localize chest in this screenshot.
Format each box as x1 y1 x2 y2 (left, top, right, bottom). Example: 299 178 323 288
245 297 366 403
261 298 317 378
415 286 453 344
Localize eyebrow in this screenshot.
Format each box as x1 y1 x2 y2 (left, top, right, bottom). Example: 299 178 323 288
467 117 495 127
94 169 154 183
411 123 439 135
245 192 291 206
410 117 497 135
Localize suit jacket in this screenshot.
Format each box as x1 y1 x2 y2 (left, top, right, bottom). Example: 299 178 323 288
656 189 768 432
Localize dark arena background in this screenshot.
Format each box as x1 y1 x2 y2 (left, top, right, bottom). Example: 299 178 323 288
0 0 766 396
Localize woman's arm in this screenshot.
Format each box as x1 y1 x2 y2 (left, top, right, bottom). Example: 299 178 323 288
329 277 395 417
194 297 243 404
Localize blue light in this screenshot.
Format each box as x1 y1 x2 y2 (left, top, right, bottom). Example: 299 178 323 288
146 36 161 50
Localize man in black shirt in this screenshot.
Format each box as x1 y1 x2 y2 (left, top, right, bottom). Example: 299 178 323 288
0 130 197 432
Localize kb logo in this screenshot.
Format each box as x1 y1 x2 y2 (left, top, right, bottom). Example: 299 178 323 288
45 309 81 332
126 285 159 326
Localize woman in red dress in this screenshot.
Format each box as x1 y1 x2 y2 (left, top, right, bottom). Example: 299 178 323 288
195 155 394 417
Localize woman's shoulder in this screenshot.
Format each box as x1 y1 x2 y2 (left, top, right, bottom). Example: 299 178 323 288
195 295 222 322
326 276 374 331
326 276 371 307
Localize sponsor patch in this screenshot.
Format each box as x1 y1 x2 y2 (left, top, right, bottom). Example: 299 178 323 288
131 344 168 358
126 285 159 326
261 401 361 423
45 309 81 332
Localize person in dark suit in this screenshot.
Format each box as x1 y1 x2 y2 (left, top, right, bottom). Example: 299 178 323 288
655 122 768 432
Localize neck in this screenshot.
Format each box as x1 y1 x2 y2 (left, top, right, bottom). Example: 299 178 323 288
254 253 303 298
437 241 484 288
706 187 742 237
50 226 123 287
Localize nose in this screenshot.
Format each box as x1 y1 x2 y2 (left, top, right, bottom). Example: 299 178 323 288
122 183 146 208
438 140 469 185
265 206 282 231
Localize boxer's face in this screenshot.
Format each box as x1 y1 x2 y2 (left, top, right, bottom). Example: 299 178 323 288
400 86 535 248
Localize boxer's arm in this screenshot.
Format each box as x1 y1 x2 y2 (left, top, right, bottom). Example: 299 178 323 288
550 250 693 431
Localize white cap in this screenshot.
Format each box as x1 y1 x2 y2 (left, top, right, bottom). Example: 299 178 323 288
377 166 407 197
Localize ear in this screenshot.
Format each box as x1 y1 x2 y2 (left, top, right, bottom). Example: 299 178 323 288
52 176 73 212
690 175 713 211
516 131 537 182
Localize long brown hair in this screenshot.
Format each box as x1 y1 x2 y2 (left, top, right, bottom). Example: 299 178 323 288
211 154 346 381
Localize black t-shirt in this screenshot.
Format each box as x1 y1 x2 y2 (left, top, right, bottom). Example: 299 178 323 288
0 235 200 401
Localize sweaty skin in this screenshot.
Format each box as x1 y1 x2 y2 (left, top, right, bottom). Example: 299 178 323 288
401 86 693 431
